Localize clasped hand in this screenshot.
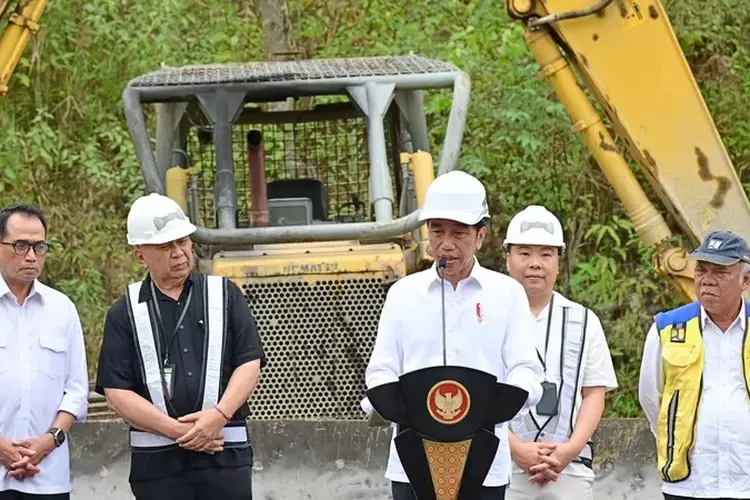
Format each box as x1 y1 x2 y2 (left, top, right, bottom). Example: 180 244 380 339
0 435 55 481
174 408 227 454
515 441 578 487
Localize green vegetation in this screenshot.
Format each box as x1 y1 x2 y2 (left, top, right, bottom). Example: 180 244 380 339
1 0 748 417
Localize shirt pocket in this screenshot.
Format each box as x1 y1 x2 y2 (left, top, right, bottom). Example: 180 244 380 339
661 342 701 382
662 343 700 367
38 334 68 379
0 332 8 373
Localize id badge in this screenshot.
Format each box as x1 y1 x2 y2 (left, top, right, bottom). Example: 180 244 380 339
162 365 175 400
536 381 559 417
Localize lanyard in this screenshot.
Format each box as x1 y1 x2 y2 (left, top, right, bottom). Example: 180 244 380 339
531 297 569 439
536 295 555 374
150 280 193 365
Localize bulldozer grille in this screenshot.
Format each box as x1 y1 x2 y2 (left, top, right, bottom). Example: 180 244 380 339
241 275 386 420
128 55 459 88
186 106 399 228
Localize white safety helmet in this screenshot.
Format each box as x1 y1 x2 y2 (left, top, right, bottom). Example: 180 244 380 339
126 193 197 246
503 205 565 252
418 171 490 225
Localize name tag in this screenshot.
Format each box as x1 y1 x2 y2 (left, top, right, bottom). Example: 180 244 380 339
536 381 559 417
163 365 175 400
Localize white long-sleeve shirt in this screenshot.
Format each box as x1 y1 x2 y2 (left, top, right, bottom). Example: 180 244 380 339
365 260 543 487
0 275 89 495
639 301 750 498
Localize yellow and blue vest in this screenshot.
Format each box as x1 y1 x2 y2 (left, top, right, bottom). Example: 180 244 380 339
654 300 750 483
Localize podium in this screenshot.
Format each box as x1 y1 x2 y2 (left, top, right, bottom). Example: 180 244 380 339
367 366 528 500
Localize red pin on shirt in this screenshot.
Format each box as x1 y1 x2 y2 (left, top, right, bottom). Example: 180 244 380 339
476 302 483 323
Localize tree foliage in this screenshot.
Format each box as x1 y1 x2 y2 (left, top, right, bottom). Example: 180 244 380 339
1 0 749 416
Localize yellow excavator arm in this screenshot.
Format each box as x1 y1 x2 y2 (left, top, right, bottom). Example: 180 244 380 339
506 0 750 302
0 0 48 96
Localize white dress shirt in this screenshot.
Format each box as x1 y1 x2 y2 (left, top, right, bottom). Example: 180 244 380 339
365 259 543 487
509 291 619 479
639 301 750 498
0 275 89 495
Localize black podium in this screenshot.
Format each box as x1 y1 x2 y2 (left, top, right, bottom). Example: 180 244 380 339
367 365 528 500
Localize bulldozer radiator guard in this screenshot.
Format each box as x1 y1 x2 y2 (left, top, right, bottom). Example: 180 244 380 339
241 273 387 421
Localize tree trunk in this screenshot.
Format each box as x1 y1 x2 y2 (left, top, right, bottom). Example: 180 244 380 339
254 0 295 112
252 0 318 178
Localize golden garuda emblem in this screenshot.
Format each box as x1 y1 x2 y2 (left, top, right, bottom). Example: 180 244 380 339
427 380 471 424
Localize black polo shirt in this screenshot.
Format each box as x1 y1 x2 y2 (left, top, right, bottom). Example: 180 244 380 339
95 272 266 482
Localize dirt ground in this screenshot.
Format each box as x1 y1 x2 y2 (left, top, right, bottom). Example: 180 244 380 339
64 418 663 499
68 458 665 499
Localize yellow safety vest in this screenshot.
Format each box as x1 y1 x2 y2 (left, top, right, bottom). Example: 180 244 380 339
654 300 750 483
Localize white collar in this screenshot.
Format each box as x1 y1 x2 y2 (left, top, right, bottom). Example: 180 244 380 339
534 291 572 320
0 273 45 304
701 300 746 332
426 256 485 291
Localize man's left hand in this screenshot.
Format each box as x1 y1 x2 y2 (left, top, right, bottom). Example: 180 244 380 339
527 443 560 487
176 409 226 451
536 441 578 474
7 434 56 479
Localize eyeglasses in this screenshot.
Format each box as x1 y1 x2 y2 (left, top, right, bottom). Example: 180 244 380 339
0 240 50 256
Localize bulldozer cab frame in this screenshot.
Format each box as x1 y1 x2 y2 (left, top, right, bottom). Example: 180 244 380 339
123 55 470 250
121 55 472 422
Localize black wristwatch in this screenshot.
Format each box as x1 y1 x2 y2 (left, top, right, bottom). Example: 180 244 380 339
47 428 65 448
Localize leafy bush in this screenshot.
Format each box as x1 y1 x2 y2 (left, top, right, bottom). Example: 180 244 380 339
1 0 748 417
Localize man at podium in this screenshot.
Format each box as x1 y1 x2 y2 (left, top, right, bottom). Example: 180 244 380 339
362 171 544 500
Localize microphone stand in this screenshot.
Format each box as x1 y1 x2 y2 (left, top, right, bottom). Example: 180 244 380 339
438 258 447 366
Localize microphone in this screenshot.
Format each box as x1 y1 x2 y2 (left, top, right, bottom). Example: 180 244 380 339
438 258 447 366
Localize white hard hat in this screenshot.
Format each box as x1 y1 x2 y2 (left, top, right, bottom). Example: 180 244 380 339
126 193 197 246
418 171 489 225
504 205 565 251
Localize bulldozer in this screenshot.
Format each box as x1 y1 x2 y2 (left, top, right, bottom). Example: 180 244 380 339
118 55 467 422
2 0 750 497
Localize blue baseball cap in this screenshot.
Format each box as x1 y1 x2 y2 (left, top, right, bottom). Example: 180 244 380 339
688 231 750 266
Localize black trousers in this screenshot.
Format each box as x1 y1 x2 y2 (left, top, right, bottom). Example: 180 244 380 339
664 495 742 500
392 481 506 499
0 492 69 500
130 465 253 500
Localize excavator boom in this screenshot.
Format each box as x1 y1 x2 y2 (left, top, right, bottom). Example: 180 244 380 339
506 0 750 301
0 0 48 96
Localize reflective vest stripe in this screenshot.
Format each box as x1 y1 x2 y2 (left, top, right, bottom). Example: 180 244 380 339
129 425 249 448
202 275 224 410
126 282 167 415
553 305 588 440
126 276 247 451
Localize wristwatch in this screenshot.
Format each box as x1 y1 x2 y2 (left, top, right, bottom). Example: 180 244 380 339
47 427 65 448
